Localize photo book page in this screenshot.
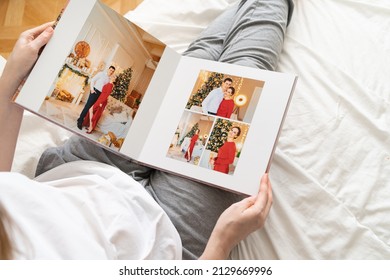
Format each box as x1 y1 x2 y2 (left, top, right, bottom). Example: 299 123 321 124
138 57 297 195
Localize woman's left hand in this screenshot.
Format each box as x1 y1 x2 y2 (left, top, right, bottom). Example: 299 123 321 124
4 22 54 85
0 22 54 172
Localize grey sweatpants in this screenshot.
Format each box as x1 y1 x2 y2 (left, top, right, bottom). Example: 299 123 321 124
36 0 293 260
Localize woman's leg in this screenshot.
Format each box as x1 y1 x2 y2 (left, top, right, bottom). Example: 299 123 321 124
36 136 153 185
87 107 94 132
183 0 293 70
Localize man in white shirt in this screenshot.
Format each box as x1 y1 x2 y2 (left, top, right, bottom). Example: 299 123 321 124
201 77 233 115
77 66 116 129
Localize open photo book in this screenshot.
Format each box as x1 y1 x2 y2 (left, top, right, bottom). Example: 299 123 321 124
14 0 297 196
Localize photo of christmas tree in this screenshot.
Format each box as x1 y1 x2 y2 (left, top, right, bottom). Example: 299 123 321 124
166 108 249 175
166 110 215 166
186 70 265 123
36 0 166 152
167 69 255 173
198 118 250 175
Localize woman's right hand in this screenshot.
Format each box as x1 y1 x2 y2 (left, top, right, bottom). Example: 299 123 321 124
200 173 273 260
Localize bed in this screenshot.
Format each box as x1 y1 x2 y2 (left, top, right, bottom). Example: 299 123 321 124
7 0 390 259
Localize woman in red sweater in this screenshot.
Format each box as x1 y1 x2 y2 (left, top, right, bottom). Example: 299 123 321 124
216 86 235 119
211 126 241 174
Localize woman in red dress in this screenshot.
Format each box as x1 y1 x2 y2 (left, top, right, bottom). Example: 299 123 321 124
211 126 241 174
216 86 235 119
184 129 200 162
83 75 116 133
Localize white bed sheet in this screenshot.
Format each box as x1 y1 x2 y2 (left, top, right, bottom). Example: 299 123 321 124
10 0 390 259
0 56 5 76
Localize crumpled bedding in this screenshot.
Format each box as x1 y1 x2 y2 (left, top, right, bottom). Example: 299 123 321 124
10 0 390 259
234 0 390 259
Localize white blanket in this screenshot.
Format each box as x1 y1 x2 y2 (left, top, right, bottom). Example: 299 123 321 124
10 0 390 259
1 161 181 259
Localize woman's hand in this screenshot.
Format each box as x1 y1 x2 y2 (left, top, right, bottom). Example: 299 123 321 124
0 22 54 172
200 173 273 260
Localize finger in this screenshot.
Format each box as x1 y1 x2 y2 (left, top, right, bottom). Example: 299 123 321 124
25 22 55 39
29 26 54 51
243 196 256 207
252 173 270 210
235 196 256 212
263 177 273 216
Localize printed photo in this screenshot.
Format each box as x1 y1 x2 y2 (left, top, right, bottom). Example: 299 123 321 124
37 1 165 151
185 70 265 123
167 111 215 165
199 119 250 175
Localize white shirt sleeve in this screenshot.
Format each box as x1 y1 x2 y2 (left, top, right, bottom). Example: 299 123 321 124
202 93 212 114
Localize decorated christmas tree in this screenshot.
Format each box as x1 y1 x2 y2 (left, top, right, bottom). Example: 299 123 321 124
206 119 232 152
111 67 133 102
186 72 224 109
179 123 199 145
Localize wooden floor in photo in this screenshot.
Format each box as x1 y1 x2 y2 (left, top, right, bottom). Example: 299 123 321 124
0 0 143 59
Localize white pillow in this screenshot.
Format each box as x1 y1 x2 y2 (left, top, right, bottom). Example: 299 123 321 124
126 0 239 53
0 55 6 75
